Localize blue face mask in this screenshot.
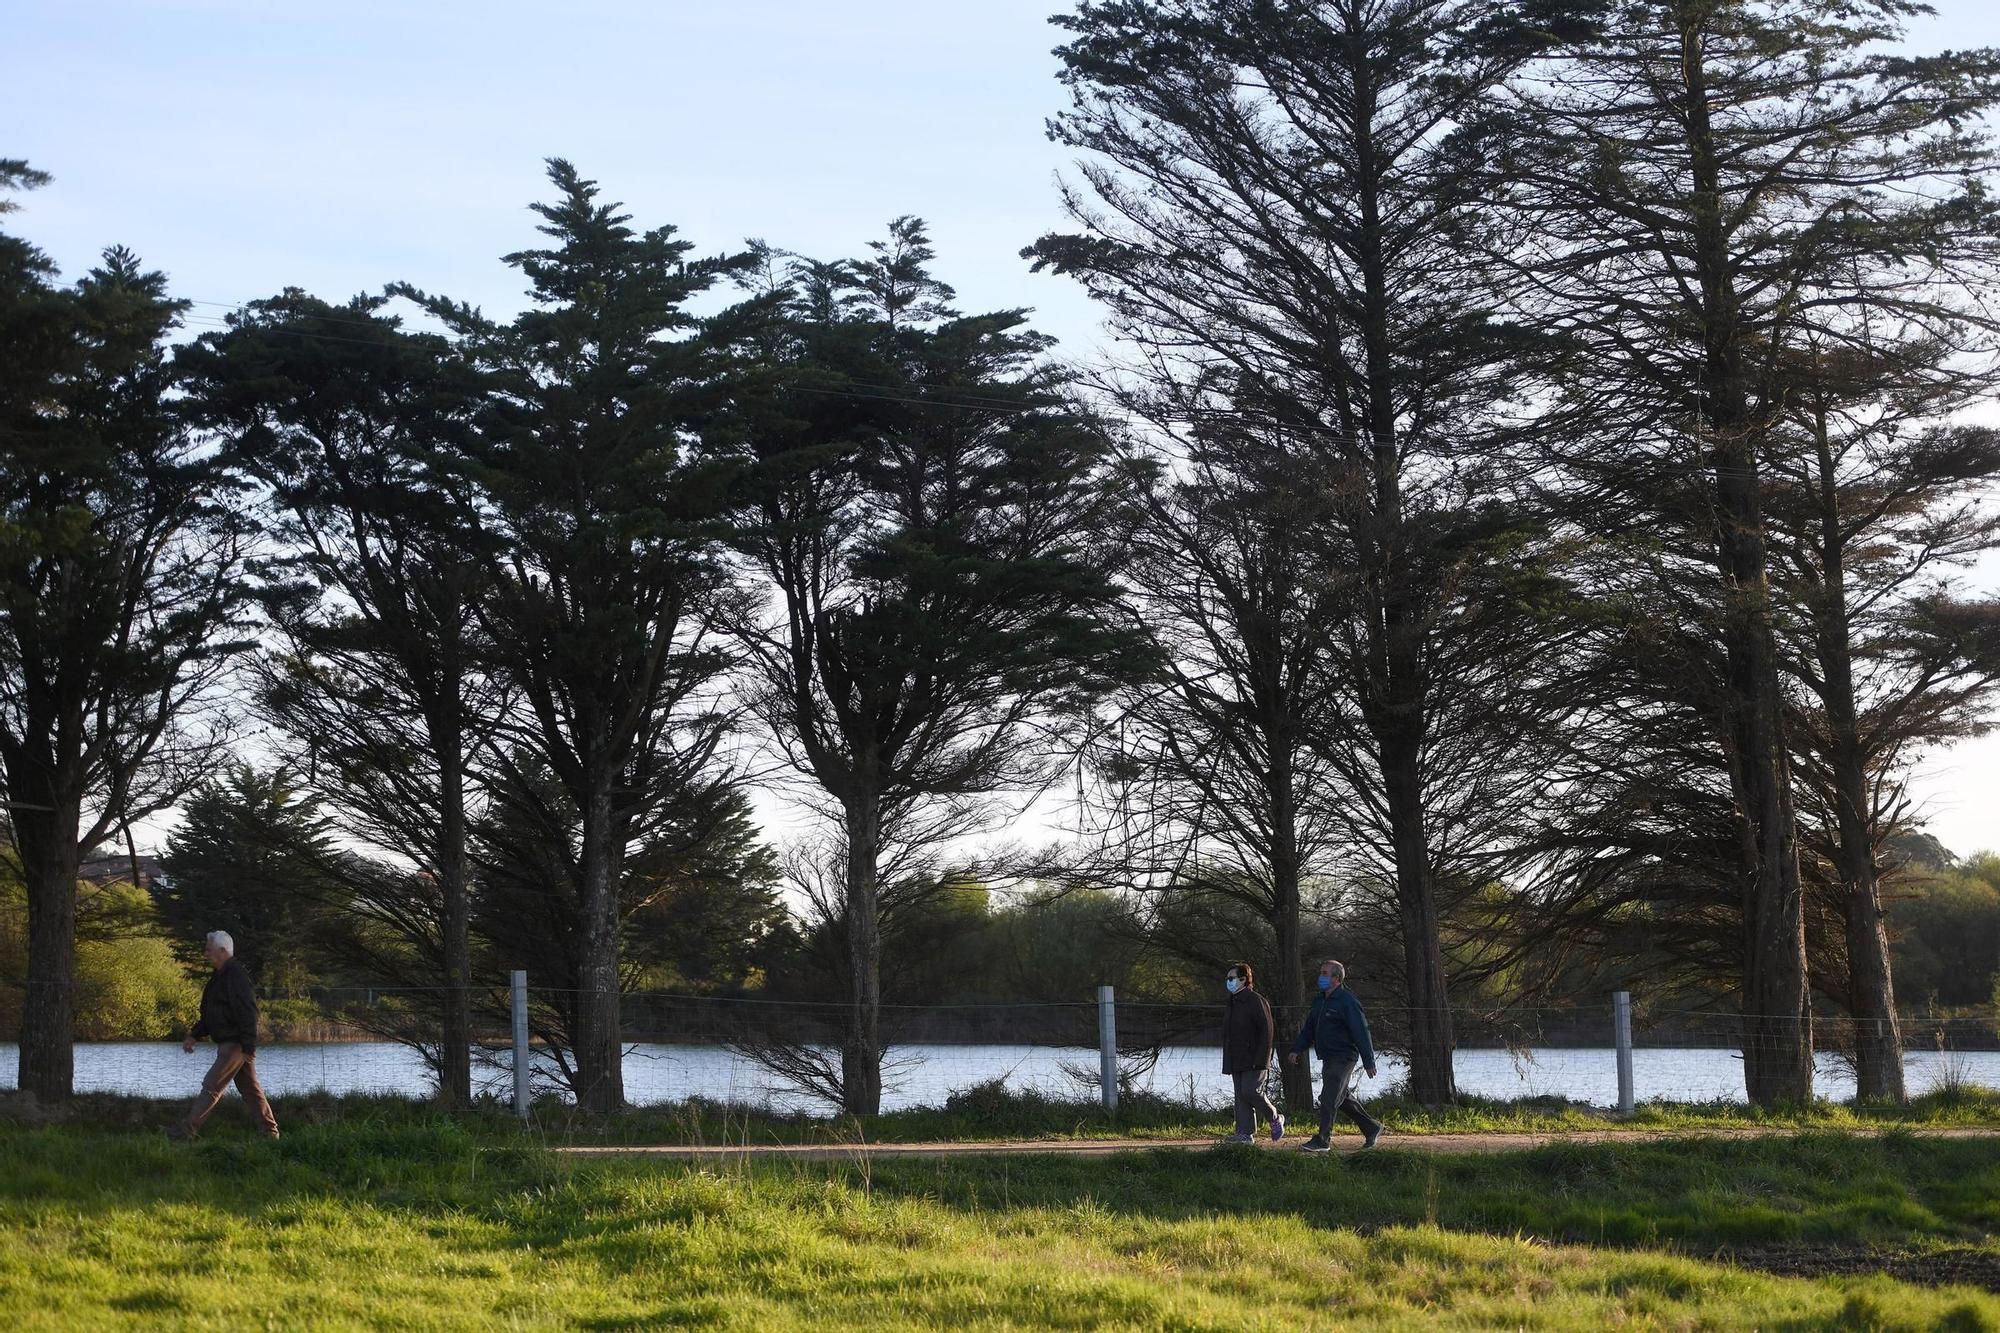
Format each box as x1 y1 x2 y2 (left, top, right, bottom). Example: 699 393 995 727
1317 974 1334 992
1225 978 1241 994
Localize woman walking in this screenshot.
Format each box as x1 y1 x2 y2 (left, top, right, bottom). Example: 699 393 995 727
1221 962 1283 1144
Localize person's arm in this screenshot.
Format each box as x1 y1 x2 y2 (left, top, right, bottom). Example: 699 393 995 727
1290 1001 1316 1054
1345 994 1376 1076
1256 995 1274 1057
226 965 259 1052
190 973 211 1043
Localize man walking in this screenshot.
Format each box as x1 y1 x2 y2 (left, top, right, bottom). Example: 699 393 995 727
1286 959 1383 1154
1220 962 1283 1144
169 931 279 1141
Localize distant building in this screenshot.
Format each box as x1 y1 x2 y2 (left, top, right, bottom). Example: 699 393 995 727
77 854 166 893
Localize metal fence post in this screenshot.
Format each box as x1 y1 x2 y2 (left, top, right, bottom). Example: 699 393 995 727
1097 984 1118 1112
511 970 530 1121
1613 990 1635 1116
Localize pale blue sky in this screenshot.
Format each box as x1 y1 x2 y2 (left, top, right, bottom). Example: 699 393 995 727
8 0 2000 855
5 0 1103 344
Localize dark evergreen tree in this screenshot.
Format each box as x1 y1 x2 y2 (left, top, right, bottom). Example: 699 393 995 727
407 160 748 1112
728 219 1150 1114
1765 351 2000 1101
179 289 494 1107
0 161 50 218
1081 430 1351 1111
156 766 339 989
1028 0 1579 1103
1505 0 2000 1104
619 786 783 994
470 759 779 1097
0 165 255 1098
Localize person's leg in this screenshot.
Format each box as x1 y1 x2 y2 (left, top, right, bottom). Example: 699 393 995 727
1322 1056 1361 1135
1339 1085 1382 1138
181 1043 247 1137
1248 1074 1280 1128
1231 1070 1256 1136
232 1052 280 1139
1324 1058 1382 1143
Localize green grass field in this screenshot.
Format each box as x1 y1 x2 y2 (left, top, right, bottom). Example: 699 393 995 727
17 1077 2000 1147
3 1101 1999 1329
573 1077 2000 1146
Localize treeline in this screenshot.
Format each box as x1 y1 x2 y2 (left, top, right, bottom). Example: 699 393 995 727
7 792 1998 1062
6 0 2000 1114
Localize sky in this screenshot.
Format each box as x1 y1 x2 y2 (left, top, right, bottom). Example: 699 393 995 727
8 0 2000 857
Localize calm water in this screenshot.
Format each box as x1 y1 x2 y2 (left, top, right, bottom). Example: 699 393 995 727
4 1041 1997 1112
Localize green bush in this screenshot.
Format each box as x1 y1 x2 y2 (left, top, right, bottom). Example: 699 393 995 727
71 929 194 1039
0 865 196 1040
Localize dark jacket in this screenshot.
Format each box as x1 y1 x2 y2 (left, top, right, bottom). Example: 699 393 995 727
191 957 259 1052
1221 987 1274 1074
1291 984 1375 1073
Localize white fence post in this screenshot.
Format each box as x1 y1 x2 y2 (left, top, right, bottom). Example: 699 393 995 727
1097 984 1118 1112
1613 990 1635 1116
511 970 530 1121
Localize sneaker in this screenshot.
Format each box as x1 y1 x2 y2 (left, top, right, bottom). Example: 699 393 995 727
1300 1138 1331 1154
1222 1132 1256 1145
1361 1125 1383 1151
1270 1114 1285 1143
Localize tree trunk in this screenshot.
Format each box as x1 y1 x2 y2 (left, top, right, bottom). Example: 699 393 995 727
573 789 624 1114
1349 68 1455 1105
1382 729 1456 1104
1682 21 1813 1109
1832 765 1903 1103
14 799 80 1102
1712 451 1814 1107
1270 842 1313 1112
842 791 884 1117
1809 417 1904 1102
437 751 473 1109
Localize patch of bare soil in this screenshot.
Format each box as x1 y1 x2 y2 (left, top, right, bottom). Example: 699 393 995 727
1717 1244 2000 1293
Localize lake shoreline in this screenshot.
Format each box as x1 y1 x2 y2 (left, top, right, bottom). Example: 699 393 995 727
7 1039 2000 1112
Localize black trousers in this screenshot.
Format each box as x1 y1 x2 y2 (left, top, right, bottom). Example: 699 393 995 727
1232 1067 1280 1135
1316 1054 1381 1140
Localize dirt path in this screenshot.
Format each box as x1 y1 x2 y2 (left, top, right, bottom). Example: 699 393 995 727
558 1125 2000 1161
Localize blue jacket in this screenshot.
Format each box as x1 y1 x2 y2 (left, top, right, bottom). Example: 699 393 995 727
1292 985 1375 1073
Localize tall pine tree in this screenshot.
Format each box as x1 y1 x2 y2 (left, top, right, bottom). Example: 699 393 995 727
408 161 746 1113
1505 0 2000 1104
729 220 1149 1115
0 166 255 1097
179 290 494 1106
1029 0 1580 1103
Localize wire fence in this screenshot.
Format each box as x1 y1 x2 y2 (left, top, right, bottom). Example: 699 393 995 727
4 981 1997 1116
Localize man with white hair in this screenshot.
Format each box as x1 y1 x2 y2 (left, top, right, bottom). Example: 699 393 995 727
168 930 279 1140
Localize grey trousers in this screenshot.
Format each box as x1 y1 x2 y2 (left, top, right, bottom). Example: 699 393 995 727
1316 1054 1381 1140
1232 1068 1280 1135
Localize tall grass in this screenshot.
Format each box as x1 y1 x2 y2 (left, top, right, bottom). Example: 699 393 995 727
1 1115 1998 1328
